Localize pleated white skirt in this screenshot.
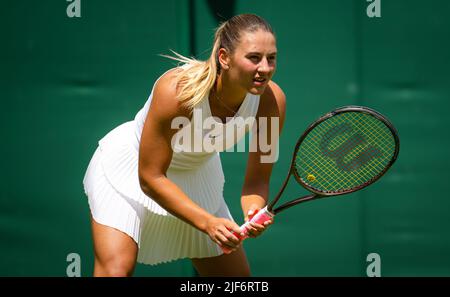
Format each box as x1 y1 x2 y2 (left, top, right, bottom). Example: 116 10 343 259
83 144 234 266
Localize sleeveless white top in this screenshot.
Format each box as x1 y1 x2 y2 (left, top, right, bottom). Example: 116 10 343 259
96 68 261 216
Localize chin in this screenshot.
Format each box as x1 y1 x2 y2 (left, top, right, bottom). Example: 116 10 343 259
248 86 267 95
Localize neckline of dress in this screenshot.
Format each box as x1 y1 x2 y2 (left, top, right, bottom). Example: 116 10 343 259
205 91 251 125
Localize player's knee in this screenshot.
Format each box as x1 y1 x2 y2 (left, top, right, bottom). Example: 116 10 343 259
95 256 135 277
235 265 251 277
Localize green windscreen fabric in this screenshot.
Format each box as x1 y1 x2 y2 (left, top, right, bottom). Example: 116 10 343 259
1 0 450 276
0 0 193 276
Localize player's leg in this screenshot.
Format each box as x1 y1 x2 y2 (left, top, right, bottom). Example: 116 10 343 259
191 246 251 277
91 217 138 277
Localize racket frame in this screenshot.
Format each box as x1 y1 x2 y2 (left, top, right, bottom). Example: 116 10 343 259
267 105 400 214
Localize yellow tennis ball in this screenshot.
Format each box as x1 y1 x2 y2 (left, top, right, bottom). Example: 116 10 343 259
307 174 316 182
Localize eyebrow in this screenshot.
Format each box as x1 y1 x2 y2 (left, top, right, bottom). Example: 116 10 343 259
246 52 277 56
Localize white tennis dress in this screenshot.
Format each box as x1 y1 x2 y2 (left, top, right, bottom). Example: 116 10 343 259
83 68 260 265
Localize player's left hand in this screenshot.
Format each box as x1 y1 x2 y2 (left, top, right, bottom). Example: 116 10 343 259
244 207 274 238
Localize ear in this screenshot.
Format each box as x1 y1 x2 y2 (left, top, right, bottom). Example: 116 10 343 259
217 48 230 70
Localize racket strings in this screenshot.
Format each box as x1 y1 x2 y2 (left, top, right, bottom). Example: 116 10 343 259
295 112 396 193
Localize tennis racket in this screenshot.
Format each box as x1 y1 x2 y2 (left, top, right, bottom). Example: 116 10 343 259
221 105 400 253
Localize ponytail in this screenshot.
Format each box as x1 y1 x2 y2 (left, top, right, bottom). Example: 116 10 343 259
161 14 273 111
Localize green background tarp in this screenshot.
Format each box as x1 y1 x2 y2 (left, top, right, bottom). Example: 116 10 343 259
1 0 449 276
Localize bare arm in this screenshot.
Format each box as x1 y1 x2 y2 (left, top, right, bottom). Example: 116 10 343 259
241 81 286 232
138 70 242 250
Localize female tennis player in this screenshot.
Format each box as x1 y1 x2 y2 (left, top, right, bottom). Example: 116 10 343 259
83 14 285 276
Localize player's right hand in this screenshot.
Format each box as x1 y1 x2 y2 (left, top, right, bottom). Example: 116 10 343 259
205 217 243 253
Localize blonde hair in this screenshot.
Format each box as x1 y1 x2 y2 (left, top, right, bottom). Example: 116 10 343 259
162 14 274 111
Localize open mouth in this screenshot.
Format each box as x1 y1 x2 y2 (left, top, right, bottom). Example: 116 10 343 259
253 77 267 83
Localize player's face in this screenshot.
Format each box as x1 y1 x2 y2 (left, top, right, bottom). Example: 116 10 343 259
228 29 277 95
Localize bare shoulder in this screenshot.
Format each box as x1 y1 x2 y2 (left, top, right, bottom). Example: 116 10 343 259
266 80 286 100
267 80 286 109
149 67 190 120
258 80 286 118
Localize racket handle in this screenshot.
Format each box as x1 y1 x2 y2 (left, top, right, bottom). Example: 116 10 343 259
221 206 274 254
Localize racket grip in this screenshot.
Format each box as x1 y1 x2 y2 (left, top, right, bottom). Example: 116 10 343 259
221 206 274 254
